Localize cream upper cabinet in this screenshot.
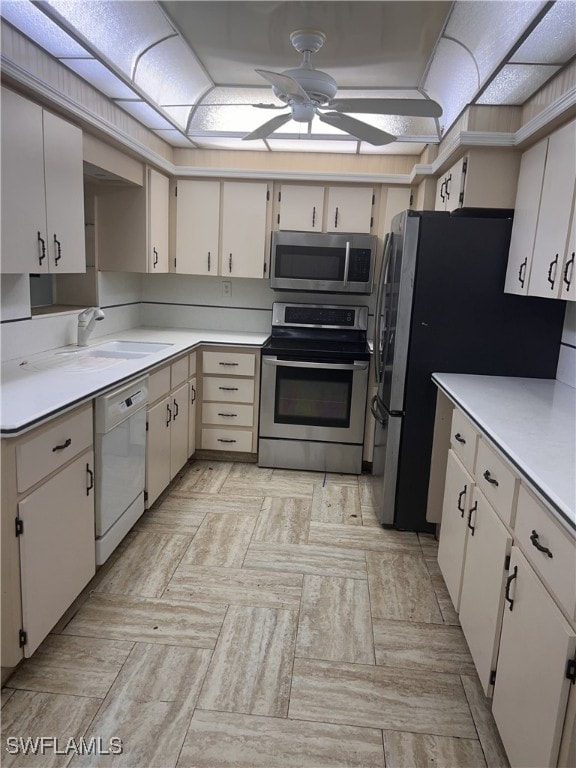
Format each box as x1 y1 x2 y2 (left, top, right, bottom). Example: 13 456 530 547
435 157 466 212
174 180 220 275
325 186 374 233
560 198 575 301
221 182 269 278
505 119 576 300
1 87 85 274
148 168 170 273
277 184 324 231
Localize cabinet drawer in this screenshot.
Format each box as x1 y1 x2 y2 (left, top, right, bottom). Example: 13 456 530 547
16 405 93 493
450 409 478 473
148 365 171 404
203 350 255 376
202 403 254 427
475 439 518 527
171 356 189 389
201 428 253 452
202 377 255 403
514 485 576 621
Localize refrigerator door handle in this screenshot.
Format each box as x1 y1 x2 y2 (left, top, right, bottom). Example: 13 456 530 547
370 394 386 424
373 232 393 385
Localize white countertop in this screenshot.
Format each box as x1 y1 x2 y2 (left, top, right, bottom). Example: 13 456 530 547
1 327 269 436
433 373 576 533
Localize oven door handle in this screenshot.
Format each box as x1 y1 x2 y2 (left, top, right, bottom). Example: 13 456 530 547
263 356 368 371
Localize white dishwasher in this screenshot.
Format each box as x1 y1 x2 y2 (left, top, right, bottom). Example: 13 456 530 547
94 376 148 565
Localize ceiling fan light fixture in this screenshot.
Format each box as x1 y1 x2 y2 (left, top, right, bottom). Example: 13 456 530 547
291 103 316 123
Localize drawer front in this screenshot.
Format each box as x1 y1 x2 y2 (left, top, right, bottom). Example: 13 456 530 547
203 350 255 377
171 356 189 389
202 377 255 403
475 439 518 527
189 351 197 376
514 485 576 621
450 409 478 473
201 428 253 452
16 405 93 493
148 365 171 404
202 403 254 427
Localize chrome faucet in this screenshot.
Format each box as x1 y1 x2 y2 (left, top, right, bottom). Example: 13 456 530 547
77 307 105 346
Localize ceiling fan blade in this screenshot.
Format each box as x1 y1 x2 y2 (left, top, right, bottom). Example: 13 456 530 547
318 112 396 146
255 69 309 104
253 103 288 110
243 112 292 141
329 98 443 118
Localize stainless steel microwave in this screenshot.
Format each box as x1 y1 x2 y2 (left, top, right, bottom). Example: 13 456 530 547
270 231 376 294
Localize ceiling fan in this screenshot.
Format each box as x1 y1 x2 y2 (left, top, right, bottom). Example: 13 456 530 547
243 29 443 146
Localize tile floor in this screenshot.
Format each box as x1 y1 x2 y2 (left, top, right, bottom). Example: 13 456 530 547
1 460 510 768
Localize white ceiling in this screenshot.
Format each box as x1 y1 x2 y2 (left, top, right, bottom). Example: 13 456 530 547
1 1 575 155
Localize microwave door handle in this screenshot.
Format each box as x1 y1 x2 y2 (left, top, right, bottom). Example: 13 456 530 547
343 241 351 287
263 357 369 371
373 233 393 385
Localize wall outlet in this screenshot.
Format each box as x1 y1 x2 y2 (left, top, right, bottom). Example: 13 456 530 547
222 280 232 297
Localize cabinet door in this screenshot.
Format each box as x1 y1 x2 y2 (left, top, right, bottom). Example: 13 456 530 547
188 377 197 458
221 182 269 278
528 121 576 298
175 180 220 275
43 111 86 273
559 196 575 301
148 168 170 273
492 546 576 768
325 186 373 233
146 396 172 506
444 157 466 213
170 382 189 480
437 450 474 610
278 185 324 231
504 140 548 295
458 488 512 695
18 451 95 657
1 88 48 273
434 173 448 211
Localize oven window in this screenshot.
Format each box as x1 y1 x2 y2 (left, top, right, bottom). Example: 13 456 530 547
274 366 352 428
275 245 345 281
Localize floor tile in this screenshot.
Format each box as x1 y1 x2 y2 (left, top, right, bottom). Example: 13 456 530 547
1 688 15 707
133 505 206 535
1 690 101 768
358 473 377 506
361 505 383 527
252 497 311 544
177 710 385 768
164 492 263 516
366 551 443 623
418 532 439 557
289 657 477 738
198 605 298 717
296 575 375 664
72 644 212 768
7 635 133 698
221 464 317 498
94 532 191 598
271 468 358 487
62 593 226 648
173 460 233 494
383 730 487 768
244 542 367 579
308 521 420 552
165 564 302 609
461 674 510 768
311 483 362 524
425 558 461 626
372 619 476 674
179 512 256 567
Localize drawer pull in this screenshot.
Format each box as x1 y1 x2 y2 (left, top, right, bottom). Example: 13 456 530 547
547 254 559 288
218 412 238 418
166 403 172 427
457 485 467 516
190 385 196 405
483 470 499 487
86 464 94 496
219 386 239 391
530 530 553 559
217 438 237 443
53 234 62 265
518 257 527 287
504 565 518 611
563 251 574 291
219 361 239 366
52 438 72 452
454 432 466 444
467 501 477 536
37 231 46 265
173 399 179 420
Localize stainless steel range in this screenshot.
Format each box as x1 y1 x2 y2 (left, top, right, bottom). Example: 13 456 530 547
259 302 370 474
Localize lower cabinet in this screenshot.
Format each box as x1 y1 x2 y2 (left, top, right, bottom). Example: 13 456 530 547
188 375 197 457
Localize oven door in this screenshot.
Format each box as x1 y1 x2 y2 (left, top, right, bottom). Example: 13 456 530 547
260 356 369 444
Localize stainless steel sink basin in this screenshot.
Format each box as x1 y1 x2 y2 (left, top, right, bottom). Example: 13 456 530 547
25 340 174 372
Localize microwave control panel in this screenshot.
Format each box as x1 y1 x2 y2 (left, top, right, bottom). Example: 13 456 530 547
348 249 372 282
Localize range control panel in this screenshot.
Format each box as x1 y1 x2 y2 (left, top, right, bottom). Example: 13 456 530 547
273 303 368 331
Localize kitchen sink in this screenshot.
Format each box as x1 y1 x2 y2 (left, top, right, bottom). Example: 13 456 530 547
24 341 174 372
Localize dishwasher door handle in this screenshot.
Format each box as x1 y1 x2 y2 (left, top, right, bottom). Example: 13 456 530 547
263 357 368 371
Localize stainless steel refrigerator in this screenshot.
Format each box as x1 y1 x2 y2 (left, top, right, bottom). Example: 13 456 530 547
370 209 566 532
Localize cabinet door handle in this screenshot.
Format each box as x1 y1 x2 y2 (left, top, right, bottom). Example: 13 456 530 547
37 232 46 266
219 386 239 391
53 235 62 265
563 252 574 292
190 385 196 405
217 438 237 443
504 565 518 611
440 179 446 203
530 529 553 558
166 403 172 426
173 399 179 420
312 206 316 227
467 501 477 535
207 251 211 272
445 173 452 199
334 207 339 228
454 432 466 444
457 485 467 516
86 464 94 496
229 253 233 273
483 470 499 487
518 257 527 287
52 438 72 452
218 361 239 367
547 254 559 289
153 248 159 267
218 412 238 418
